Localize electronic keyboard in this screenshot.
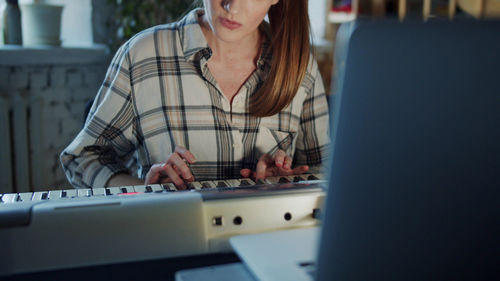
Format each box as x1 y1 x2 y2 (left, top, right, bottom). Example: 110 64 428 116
0 174 326 276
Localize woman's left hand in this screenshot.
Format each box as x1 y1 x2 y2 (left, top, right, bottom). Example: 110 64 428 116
240 149 309 180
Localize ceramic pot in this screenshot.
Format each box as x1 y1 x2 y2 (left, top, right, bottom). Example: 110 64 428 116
20 3 63 46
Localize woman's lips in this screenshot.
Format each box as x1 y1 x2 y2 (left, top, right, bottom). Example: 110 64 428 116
220 17 242 30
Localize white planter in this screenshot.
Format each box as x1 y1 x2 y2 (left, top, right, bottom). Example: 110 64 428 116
20 3 63 46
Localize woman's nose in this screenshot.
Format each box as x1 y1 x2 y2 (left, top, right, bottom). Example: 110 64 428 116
222 0 239 15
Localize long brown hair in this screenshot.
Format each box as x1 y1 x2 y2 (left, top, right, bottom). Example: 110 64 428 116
250 0 311 117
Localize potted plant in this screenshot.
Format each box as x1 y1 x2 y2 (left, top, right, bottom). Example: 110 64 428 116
106 0 192 52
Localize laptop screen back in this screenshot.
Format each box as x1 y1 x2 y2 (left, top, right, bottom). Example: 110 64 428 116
316 19 500 281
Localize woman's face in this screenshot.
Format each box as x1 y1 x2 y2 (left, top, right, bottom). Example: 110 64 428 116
202 0 279 43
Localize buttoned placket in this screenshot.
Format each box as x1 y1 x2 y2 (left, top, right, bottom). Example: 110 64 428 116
198 49 246 160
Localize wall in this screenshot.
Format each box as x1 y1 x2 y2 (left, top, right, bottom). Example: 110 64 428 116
0 47 108 192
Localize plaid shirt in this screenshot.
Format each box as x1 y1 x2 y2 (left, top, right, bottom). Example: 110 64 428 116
60 9 330 189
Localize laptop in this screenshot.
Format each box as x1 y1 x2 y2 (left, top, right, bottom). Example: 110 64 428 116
230 18 500 281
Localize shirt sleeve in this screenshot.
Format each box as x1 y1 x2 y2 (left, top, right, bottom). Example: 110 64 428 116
294 60 331 174
60 44 138 188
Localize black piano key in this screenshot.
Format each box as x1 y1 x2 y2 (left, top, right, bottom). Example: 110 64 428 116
120 187 127 194
162 184 174 192
145 186 153 193
61 191 67 198
216 181 227 187
202 183 212 189
293 176 303 182
41 193 48 200
239 180 251 186
307 175 319 180
105 188 111 196
278 177 290 183
187 183 196 190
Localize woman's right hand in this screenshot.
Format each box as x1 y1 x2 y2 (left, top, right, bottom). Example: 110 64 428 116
145 146 196 189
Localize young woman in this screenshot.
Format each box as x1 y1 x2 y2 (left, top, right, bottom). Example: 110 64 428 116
60 0 330 189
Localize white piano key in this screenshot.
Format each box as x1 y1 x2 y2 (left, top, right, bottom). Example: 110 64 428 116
65 189 77 198
150 184 163 193
264 176 282 184
32 192 48 201
254 178 271 185
77 189 92 197
1 193 18 203
92 187 106 196
48 190 63 200
18 192 34 202
133 185 147 193
225 179 241 187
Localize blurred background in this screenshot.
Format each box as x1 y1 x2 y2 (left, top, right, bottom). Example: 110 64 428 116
0 0 496 192
0 0 331 192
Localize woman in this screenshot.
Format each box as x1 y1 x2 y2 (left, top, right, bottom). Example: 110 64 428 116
60 0 330 189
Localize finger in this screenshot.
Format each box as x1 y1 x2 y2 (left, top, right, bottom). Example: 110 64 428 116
175 146 197 164
256 154 273 180
283 155 293 170
168 153 194 181
145 164 165 184
240 168 252 178
164 163 186 189
273 150 286 168
291 165 309 175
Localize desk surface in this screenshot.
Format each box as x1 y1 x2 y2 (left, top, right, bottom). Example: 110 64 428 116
176 263 255 281
3 253 240 281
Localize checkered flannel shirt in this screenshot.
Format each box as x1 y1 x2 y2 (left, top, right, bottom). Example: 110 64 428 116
60 9 330 188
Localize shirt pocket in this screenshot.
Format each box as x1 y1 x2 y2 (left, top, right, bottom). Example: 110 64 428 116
255 128 297 157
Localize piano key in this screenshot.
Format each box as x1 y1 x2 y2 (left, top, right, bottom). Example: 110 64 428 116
32 192 48 201
65 189 77 198
48 190 63 200
145 186 153 193
224 179 240 187
134 185 147 193
215 180 229 187
187 182 202 190
107 187 121 195
278 177 291 183
151 184 163 193
307 174 320 181
61 191 67 198
255 179 268 185
120 186 135 193
1 193 18 203
200 181 216 189
18 192 33 202
77 189 92 197
265 176 282 184
162 183 177 192
238 179 254 186
293 175 307 182
92 188 106 196
122 186 136 193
